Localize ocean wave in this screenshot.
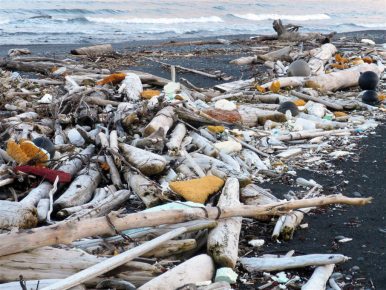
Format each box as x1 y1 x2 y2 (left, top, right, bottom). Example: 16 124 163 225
337 22 386 29
0 18 10 24
85 16 223 24
232 13 330 21
354 22 386 28
0 8 127 15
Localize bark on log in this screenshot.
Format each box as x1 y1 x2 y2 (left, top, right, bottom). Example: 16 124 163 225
138 254 215 290
144 106 175 137
207 178 242 268
0 194 371 257
166 123 187 154
119 143 167 175
128 174 162 207
0 200 37 229
54 164 101 209
240 254 347 273
302 264 335 290
308 43 337 75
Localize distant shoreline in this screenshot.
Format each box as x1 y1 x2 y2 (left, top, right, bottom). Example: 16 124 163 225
0 29 385 57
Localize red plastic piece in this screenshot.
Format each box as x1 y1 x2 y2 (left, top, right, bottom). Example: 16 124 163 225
14 166 72 184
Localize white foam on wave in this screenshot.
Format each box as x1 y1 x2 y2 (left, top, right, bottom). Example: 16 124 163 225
355 22 386 28
233 13 330 21
0 18 10 24
86 16 223 24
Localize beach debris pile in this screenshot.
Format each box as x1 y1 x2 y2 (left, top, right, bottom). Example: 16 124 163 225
0 23 385 290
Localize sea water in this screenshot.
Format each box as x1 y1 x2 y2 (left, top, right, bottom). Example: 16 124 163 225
0 0 385 44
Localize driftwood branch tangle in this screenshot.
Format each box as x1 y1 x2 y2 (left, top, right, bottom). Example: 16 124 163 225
0 194 370 257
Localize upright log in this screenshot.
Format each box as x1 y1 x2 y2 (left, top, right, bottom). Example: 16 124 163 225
207 178 242 268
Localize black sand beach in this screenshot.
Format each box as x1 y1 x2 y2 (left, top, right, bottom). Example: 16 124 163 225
0 30 385 288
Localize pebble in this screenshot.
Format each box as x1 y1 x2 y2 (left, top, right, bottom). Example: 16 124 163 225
351 266 360 272
287 59 311 77
248 239 265 248
331 272 343 280
277 101 299 117
67 128 85 146
215 267 238 284
214 99 237 111
352 191 362 197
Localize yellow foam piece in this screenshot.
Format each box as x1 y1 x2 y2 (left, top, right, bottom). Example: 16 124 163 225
141 89 160 99
294 99 306 106
169 176 225 203
20 140 49 165
6 139 30 165
207 126 225 134
334 111 348 117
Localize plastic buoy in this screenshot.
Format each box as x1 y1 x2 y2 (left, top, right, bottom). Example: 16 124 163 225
361 90 380 106
358 71 379 90
277 101 299 116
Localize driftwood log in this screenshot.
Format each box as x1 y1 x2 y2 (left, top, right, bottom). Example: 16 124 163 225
71 44 114 56
54 164 101 209
207 178 242 268
273 19 334 43
0 194 370 257
302 264 335 290
119 143 167 175
138 254 215 290
240 254 347 272
41 227 189 290
0 146 95 229
144 106 175 137
128 173 162 207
